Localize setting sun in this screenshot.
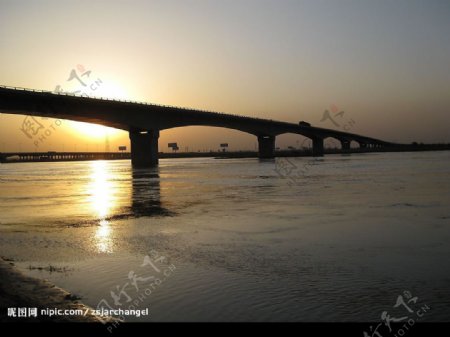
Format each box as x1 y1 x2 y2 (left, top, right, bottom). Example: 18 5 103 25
67 81 129 139
69 121 122 139
93 81 129 101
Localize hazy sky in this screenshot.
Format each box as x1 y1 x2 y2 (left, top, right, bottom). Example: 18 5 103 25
1 0 450 152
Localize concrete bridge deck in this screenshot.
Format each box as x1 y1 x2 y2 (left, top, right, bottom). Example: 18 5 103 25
0 86 396 167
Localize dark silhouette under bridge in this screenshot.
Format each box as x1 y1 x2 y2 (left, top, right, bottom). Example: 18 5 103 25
0 86 395 167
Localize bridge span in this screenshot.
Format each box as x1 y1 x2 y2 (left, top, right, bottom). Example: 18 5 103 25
0 86 396 167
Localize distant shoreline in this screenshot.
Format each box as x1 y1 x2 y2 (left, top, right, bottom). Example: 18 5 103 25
1 144 449 163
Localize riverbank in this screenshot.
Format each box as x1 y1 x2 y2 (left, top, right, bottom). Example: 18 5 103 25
1 143 450 163
0 257 112 323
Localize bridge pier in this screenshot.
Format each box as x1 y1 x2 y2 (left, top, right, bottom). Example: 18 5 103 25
129 129 159 167
340 139 351 152
312 137 324 157
257 135 276 158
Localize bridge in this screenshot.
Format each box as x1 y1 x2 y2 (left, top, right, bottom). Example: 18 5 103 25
0 151 130 163
0 86 395 167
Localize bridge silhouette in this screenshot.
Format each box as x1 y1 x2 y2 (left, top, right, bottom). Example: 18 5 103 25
0 86 395 167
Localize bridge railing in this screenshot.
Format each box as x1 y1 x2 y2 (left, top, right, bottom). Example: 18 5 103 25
0 84 278 124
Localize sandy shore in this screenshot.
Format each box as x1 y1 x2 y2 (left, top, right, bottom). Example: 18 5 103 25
0 257 114 323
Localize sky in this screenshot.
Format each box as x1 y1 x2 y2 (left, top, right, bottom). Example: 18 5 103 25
1 0 450 152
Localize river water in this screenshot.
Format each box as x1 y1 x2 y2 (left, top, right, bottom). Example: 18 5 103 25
0 151 449 321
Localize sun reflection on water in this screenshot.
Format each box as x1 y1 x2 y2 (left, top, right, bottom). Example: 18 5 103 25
96 219 113 253
89 161 115 253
